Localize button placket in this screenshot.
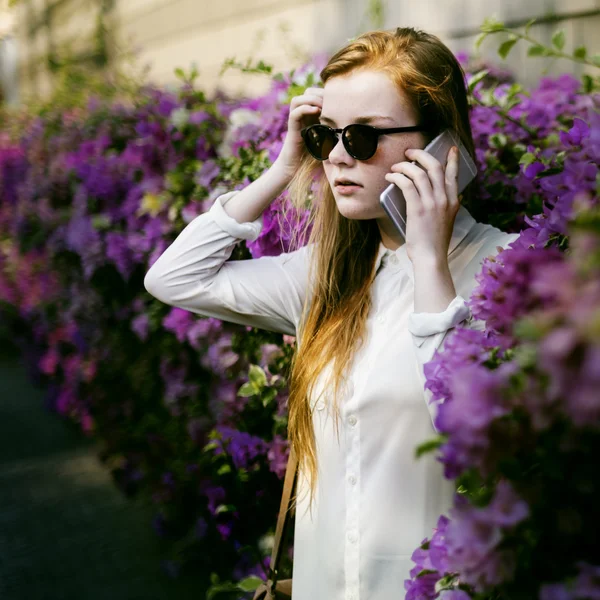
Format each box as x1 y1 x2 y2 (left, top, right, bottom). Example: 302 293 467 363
344 378 360 599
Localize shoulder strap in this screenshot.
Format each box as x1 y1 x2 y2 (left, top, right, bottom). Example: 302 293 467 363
268 445 298 585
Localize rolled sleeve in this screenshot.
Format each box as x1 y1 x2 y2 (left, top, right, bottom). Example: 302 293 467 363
408 296 473 431
407 295 471 348
209 191 264 241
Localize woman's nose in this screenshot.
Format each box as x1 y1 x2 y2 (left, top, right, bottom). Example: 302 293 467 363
327 136 355 165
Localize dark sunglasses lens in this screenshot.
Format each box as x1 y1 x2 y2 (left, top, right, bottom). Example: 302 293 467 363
344 125 377 159
303 125 337 160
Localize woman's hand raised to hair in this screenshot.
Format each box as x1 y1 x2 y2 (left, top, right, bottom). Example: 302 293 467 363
273 87 324 181
384 146 460 266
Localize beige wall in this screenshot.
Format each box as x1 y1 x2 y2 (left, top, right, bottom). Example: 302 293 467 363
13 0 600 103
113 0 344 98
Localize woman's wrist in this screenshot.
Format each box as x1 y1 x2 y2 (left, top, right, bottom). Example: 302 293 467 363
222 161 293 224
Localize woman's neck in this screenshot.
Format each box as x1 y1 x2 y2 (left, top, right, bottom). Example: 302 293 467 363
376 216 405 251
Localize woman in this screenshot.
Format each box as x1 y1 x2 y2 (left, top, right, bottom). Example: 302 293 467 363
144 27 520 600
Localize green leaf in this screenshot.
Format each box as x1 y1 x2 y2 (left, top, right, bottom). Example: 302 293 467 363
592 54 600 67
215 503 236 515
536 167 564 178
435 575 459 593
574 46 587 60
261 387 278 407
237 382 257 397
248 364 268 389
217 464 232 476
498 37 518 60
489 132 508 148
174 67 185 80
582 74 595 94
237 576 264 592
524 18 537 36
467 69 489 92
474 32 487 50
519 152 536 167
480 16 505 33
206 582 243 600
528 44 549 57
415 435 446 459
203 441 220 453
416 569 438 577
91 214 111 230
551 30 565 51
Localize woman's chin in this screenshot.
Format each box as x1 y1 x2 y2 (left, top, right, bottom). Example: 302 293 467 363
335 198 383 221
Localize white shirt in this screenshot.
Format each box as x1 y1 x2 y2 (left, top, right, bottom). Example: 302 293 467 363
144 190 520 600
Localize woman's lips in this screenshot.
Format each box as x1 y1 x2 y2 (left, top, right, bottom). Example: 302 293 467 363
335 183 363 195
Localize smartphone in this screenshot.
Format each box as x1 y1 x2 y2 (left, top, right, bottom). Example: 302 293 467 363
379 129 477 239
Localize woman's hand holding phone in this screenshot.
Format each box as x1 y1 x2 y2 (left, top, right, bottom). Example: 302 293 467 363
273 87 323 182
383 144 461 265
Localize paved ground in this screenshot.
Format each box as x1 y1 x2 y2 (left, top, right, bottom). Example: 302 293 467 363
0 346 201 600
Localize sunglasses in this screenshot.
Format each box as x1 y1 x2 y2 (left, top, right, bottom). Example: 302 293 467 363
301 123 430 161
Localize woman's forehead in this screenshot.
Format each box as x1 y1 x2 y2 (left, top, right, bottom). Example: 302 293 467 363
321 70 415 123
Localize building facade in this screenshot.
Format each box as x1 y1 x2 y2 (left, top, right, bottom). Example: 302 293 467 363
7 0 600 105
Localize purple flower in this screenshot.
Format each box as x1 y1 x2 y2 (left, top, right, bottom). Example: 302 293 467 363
186 316 222 349
189 110 211 125
213 425 267 469
195 517 208 539
573 562 600 599
187 416 211 446
105 231 134 280
404 570 439 600
266 435 290 479
483 480 529 528
445 498 502 574
201 484 226 516
195 160 220 188
162 307 193 343
217 522 233 541
429 515 451 574
540 583 573 600
200 333 240 376
259 343 283 369
435 364 512 477
560 118 591 147
131 313 150 341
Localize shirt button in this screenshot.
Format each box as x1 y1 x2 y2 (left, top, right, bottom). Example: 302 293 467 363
376 315 385 324
348 474 357 485
348 415 357 427
316 401 325 411
390 254 399 265
347 531 358 543
347 594 356 600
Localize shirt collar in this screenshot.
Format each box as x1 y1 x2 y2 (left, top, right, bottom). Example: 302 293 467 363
374 204 477 274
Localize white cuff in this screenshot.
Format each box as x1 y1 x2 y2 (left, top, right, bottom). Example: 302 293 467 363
408 295 471 347
209 191 264 241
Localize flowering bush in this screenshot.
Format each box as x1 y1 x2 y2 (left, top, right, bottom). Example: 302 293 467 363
0 17 598 599
403 20 600 600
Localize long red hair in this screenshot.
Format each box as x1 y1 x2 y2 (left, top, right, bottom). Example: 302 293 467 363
286 27 476 507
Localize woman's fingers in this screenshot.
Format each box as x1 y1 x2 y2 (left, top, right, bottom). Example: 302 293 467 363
289 94 323 110
384 172 421 214
399 149 447 204
444 146 460 207
290 87 324 109
389 162 435 210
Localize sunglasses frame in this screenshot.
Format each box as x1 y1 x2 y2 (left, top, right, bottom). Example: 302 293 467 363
301 123 430 161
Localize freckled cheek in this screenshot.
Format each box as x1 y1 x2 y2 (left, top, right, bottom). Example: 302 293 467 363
375 144 410 171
